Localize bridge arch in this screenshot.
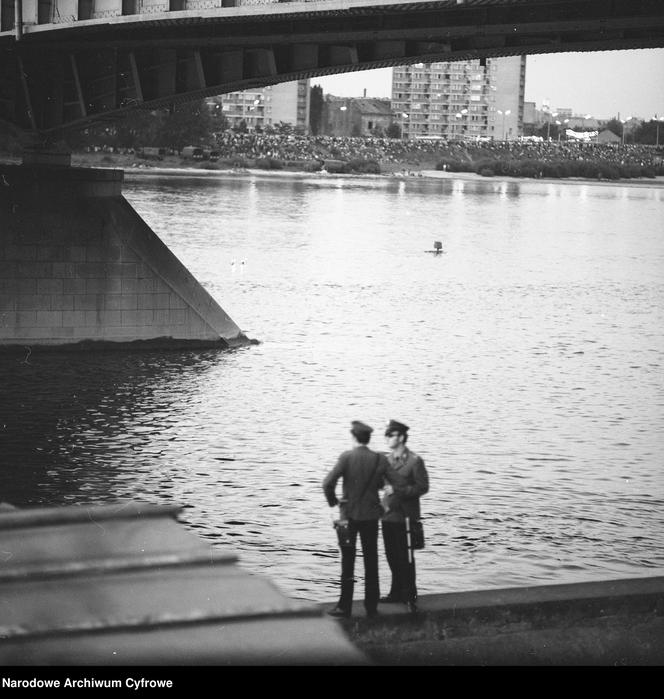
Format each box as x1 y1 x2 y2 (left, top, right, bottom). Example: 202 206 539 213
1 0 663 137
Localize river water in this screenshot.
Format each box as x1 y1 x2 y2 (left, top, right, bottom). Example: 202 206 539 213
1 170 663 603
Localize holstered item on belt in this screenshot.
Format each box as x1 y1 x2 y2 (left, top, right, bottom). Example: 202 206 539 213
333 519 353 548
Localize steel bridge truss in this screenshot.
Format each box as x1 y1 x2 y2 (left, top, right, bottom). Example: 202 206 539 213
1 0 663 138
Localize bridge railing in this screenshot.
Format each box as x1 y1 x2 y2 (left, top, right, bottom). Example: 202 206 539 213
0 0 342 32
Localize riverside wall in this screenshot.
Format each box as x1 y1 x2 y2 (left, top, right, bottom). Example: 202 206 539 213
326 576 664 665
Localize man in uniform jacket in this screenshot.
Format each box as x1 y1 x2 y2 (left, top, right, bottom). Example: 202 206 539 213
380 419 429 613
323 420 405 619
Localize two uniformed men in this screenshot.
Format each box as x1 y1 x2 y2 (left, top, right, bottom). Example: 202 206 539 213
323 419 429 618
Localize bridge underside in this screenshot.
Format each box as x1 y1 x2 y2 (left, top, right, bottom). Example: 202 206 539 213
1 0 664 138
1 0 663 350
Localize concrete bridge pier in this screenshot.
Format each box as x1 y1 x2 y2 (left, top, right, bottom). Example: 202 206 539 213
0 159 249 351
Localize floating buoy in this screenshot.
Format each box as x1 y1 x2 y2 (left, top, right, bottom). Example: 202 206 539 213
425 241 445 255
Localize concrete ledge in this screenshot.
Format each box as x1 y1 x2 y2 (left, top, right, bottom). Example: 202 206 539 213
0 337 235 354
326 576 664 665
1 164 123 201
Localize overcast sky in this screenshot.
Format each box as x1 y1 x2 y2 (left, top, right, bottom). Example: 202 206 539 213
315 48 664 120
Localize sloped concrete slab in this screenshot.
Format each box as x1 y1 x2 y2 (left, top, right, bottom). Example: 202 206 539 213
0 501 365 665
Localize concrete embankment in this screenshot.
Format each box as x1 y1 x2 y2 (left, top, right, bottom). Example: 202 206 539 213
325 576 664 665
0 164 249 350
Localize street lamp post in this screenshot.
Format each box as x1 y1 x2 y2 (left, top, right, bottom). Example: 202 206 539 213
497 109 511 140
339 103 349 136
620 116 632 146
248 97 262 130
655 115 664 147
454 108 468 139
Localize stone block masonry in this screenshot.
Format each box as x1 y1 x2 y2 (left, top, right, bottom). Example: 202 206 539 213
0 165 249 350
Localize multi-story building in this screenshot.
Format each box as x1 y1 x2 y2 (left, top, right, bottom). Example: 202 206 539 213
391 56 526 140
534 105 575 129
522 100 538 135
213 79 311 133
269 79 311 131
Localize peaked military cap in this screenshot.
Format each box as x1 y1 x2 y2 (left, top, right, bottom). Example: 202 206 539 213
350 420 373 436
385 419 409 436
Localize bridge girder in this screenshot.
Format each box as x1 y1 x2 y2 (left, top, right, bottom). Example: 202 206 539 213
1 0 663 137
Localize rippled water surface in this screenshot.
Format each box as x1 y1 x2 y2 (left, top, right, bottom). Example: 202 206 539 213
2 172 663 602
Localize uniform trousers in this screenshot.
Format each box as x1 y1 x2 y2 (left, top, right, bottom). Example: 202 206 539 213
337 519 379 615
381 520 417 603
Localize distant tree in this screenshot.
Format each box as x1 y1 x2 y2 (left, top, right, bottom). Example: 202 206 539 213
535 122 561 141
632 119 663 145
216 114 230 134
61 100 220 152
385 121 402 139
155 100 215 150
309 84 324 135
274 121 293 135
234 119 249 134
603 118 623 138
209 102 230 134
113 109 164 149
62 108 163 151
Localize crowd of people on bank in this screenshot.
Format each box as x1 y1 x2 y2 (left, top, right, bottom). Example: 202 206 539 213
213 131 419 163
208 131 663 168
76 130 664 172
463 139 661 168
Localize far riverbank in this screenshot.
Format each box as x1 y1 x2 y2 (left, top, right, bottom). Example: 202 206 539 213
122 165 664 192
2 149 664 188
90 153 664 189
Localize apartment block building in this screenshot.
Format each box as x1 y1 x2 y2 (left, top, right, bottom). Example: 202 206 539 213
391 56 526 141
214 79 311 133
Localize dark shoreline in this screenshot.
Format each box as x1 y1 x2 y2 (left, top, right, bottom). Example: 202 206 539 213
3 152 662 188
119 164 664 189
